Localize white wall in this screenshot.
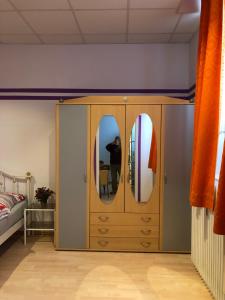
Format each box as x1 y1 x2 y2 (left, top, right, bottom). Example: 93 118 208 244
0 100 56 194
0 44 189 90
189 32 199 86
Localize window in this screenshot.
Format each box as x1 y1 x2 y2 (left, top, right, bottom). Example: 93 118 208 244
215 15 225 184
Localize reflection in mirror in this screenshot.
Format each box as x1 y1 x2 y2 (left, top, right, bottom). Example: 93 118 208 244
94 115 121 203
128 113 156 203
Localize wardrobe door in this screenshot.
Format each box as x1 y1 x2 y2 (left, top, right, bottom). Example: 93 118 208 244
161 105 194 251
56 105 89 249
125 105 161 213
90 105 125 212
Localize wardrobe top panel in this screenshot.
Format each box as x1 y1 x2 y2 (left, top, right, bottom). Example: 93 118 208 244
58 96 192 106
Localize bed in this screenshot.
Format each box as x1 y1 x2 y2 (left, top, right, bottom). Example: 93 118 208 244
0 170 32 246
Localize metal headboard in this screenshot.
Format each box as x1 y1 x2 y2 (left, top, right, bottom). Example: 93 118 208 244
0 170 32 203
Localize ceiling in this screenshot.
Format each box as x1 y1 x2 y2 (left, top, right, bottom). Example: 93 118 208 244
0 0 200 45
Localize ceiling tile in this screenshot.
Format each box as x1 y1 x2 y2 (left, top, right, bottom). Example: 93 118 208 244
0 0 14 10
21 11 80 34
84 34 126 43
129 9 179 34
0 12 32 34
128 33 170 43
10 0 70 10
0 34 41 43
170 33 193 43
76 10 126 34
70 0 127 10
41 34 83 44
175 13 200 33
130 0 180 9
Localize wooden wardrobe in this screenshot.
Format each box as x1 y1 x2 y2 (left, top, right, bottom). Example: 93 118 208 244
55 96 194 252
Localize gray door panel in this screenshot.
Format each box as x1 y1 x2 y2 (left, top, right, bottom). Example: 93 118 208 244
59 105 87 249
162 105 194 251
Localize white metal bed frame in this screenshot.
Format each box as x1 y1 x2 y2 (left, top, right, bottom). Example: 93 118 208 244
0 170 32 246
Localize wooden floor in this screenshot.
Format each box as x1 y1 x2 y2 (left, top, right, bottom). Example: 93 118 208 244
0 235 212 300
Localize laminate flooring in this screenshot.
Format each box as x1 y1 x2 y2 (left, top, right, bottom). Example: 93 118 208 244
0 236 212 300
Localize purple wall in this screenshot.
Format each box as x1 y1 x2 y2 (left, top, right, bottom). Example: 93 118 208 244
0 44 190 99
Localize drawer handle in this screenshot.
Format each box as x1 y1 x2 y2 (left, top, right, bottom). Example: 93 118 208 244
98 240 109 247
141 216 152 223
98 216 109 222
140 241 151 248
140 229 152 236
98 228 109 234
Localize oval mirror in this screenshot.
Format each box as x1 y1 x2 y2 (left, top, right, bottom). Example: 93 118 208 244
94 115 121 203
128 113 156 203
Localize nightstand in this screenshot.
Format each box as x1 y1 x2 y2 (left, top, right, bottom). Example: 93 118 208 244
24 202 55 245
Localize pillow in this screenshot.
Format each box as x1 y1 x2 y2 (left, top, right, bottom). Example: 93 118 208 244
0 203 10 220
6 193 26 203
0 193 15 210
0 203 6 210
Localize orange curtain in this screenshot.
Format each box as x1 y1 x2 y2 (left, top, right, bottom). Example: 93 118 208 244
214 142 225 234
190 0 223 209
214 1 225 235
148 129 157 173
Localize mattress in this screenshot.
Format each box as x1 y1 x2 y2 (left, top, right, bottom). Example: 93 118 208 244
0 200 27 236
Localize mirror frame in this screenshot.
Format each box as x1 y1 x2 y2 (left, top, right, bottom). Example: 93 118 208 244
125 105 161 214
90 105 125 213
128 113 156 204
94 115 122 203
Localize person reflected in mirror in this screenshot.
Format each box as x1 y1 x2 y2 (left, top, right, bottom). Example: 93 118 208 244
106 136 121 195
99 160 104 169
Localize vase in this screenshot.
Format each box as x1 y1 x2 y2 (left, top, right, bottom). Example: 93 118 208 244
40 201 48 208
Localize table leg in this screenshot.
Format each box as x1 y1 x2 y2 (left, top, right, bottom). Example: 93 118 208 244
24 210 26 245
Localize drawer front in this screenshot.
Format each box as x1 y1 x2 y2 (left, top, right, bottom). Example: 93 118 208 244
90 213 159 226
90 237 159 252
90 225 159 238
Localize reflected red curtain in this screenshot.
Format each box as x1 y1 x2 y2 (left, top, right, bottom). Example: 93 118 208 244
214 142 225 234
148 129 157 173
190 0 223 209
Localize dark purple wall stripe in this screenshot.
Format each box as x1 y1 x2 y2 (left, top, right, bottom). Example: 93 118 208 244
183 93 196 100
138 115 142 203
0 95 82 100
0 85 196 101
0 86 195 94
188 84 196 93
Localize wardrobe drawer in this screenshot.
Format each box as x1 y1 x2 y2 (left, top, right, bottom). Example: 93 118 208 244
90 225 159 238
90 237 159 252
90 213 159 226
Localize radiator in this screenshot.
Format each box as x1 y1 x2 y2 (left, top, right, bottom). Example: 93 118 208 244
192 207 225 300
